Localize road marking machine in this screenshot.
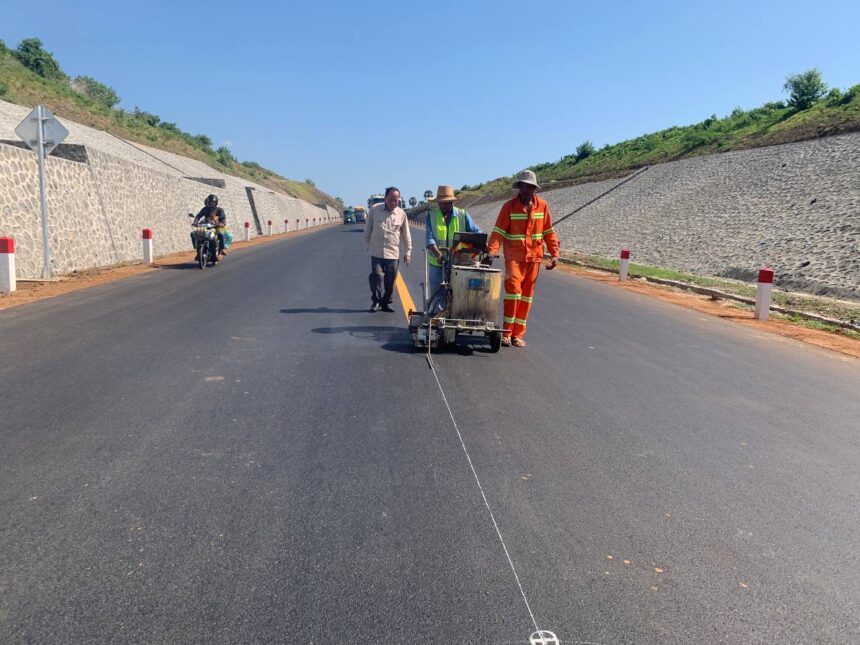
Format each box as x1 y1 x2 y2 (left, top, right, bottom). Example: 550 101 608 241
408 232 504 352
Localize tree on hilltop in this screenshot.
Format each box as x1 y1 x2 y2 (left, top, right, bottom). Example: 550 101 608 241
13 38 66 80
575 140 596 161
784 69 828 110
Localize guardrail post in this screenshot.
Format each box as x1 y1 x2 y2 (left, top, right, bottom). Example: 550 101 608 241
244 221 251 242
755 268 774 320
267 220 273 236
284 219 289 232
619 248 630 281
142 228 154 264
0 237 16 293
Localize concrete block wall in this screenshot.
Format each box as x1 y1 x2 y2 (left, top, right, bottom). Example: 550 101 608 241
467 132 860 301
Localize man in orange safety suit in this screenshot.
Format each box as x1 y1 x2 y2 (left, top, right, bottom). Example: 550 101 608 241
486 170 559 348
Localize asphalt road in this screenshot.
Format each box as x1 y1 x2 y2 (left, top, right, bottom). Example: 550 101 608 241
1 224 859 644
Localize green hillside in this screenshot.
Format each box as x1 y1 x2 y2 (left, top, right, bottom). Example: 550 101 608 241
0 38 340 208
457 71 860 205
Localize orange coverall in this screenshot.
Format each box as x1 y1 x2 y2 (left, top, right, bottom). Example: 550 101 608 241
486 194 559 339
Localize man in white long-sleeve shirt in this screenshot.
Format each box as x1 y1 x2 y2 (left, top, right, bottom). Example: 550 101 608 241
364 187 412 312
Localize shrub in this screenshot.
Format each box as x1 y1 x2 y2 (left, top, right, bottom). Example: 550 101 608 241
192 134 213 150
158 121 180 133
241 160 261 168
216 146 235 166
72 75 120 108
132 107 161 127
13 38 66 80
304 178 315 187
783 68 828 110
839 84 860 105
0 82 7 97
825 87 843 106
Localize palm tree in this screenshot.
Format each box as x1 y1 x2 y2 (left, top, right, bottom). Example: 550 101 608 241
423 190 433 202
409 196 417 207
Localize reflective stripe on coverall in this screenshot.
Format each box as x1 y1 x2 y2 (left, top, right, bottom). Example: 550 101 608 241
487 194 559 339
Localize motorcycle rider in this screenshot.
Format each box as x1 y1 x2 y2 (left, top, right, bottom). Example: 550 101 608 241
192 194 228 258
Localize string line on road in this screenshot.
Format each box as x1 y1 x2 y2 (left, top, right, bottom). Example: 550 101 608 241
423 315 543 637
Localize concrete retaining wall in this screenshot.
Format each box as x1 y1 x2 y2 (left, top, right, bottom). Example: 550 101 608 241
467 133 860 301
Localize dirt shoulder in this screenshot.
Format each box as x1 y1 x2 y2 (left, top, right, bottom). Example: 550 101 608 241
555 263 860 360
0 225 338 311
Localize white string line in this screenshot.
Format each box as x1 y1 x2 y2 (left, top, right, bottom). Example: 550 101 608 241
424 330 541 635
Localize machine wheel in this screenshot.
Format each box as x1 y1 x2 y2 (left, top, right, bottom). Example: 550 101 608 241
489 330 502 353
197 244 207 269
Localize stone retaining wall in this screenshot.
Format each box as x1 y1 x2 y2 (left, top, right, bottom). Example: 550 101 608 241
467 133 860 301
0 101 335 278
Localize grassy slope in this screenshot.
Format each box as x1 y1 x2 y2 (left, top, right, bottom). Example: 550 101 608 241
458 86 860 205
0 51 336 207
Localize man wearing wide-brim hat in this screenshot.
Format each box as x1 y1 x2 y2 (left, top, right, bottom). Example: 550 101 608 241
486 170 559 347
424 185 483 312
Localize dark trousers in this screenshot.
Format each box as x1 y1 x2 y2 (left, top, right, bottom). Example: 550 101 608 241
369 256 399 305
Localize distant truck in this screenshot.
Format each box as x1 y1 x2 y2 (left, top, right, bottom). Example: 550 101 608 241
368 193 407 210
353 206 367 223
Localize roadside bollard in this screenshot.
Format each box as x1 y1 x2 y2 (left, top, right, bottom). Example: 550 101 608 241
284 219 289 232
142 228 154 264
0 236 16 294
619 248 630 282
755 268 774 320
244 221 250 242
268 220 273 236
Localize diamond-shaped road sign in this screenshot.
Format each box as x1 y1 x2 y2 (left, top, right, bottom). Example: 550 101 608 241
15 106 69 156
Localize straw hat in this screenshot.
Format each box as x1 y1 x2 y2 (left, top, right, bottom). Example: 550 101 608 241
431 185 459 203
512 169 541 190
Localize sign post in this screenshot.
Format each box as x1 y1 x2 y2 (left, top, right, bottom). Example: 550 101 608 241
15 105 69 278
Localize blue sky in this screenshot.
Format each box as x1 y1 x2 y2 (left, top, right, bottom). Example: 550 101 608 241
2 0 859 208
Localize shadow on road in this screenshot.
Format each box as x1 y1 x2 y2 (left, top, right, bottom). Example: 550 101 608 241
156 262 211 270
340 229 364 233
311 325 414 353
280 307 370 314
431 339 497 356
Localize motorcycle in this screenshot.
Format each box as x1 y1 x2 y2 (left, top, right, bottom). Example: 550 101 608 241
189 214 219 269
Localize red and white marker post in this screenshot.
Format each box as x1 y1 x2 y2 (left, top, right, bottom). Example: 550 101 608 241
619 248 630 282
244 221 251 242
267 220 273 236
142 228 154 264
284 219 289 232
0 236 16 293
755 268 774 320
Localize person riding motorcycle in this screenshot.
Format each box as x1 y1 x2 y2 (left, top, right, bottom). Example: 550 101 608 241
191 194 228 258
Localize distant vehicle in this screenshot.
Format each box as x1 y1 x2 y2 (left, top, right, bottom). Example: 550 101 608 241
368 194 385 211
343 208 355 224
353 206 367 223
368 193 406 211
